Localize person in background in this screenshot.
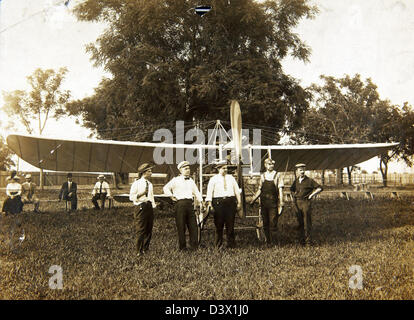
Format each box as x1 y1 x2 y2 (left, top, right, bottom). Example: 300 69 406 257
2 170 23 215
91 174 112 210
2 170 25 247
21 174 41 213
58 173 78 212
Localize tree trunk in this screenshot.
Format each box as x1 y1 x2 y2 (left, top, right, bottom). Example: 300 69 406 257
379 157 388 187
346 166 353 186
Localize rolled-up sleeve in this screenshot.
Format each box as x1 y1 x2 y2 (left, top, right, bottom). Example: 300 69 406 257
205 177 215 202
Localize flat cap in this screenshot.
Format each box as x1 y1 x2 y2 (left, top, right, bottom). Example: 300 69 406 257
177 161 190 170
264 158 275 165
25 174 32 179
137 162 154 173
215 161 228 169
295 163 306 168
97 174 105 180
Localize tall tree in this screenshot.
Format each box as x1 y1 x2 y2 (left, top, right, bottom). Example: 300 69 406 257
0 135 15 171
2 67 71 187
296 74 413 187
67 0 317 142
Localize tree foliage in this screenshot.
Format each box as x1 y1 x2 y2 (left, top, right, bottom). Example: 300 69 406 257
2 68 70 135
296 74 414 186
67 0 318 141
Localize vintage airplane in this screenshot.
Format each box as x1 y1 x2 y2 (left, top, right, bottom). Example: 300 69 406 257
6 100 398 233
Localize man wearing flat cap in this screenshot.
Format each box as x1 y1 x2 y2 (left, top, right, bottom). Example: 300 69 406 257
290 163 322 246
250 158 284 245
163 161 203 251
205 162 241 249
21 174 41 213
129 163 156 257
58 173 78 212
91 174 112 210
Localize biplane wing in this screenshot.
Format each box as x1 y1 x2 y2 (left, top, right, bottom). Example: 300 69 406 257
6 134 398 173
6 134 218 173
248 143 399 173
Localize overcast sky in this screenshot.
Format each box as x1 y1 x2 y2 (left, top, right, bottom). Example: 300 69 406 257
0 0 413 172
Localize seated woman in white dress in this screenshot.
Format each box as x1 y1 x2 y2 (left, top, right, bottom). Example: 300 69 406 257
2 171 24 215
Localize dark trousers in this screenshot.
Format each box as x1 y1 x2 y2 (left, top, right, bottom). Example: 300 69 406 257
294 199 312 244
92 193 107 210
175 199 198 250
134 202 154 253
261 202 278 243
65 196 77 211
212 197 237 248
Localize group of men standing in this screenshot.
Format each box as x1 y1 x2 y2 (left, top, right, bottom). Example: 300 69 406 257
129 159 323 258
2 159 322 255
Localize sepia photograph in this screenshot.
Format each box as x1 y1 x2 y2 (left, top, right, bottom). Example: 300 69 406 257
0 0 413 307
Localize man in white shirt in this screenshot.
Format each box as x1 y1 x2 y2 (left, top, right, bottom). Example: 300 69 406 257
205 162 241 248
129 163 156 257
163 161 204 251
91 174 112 210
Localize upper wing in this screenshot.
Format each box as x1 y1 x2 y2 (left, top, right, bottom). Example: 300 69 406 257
7 133 398 173
249 143 399 171
6 134 217 173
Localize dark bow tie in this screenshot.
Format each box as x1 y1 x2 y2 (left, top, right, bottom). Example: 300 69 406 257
184 177 190 180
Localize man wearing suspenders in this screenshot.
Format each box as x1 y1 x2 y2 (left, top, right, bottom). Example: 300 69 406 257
250 158 285 245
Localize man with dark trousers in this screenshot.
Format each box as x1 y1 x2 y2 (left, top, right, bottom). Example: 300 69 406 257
163 161 204 251
91 174 112 210
250 158 285 245
205 162 241 249
58 173 78 212
290 163 323 246
129 163 156 257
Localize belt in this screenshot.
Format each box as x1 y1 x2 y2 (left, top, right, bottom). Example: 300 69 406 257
137 201 151 207
177 198 193 202
213 196 235 200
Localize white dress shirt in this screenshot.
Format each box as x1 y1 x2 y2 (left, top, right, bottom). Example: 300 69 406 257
92 181 111 196
163 175 203 203
205 174 240 202
6 182 22 197
129 177 156 208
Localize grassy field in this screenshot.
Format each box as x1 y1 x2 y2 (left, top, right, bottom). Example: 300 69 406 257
0 189 414 300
